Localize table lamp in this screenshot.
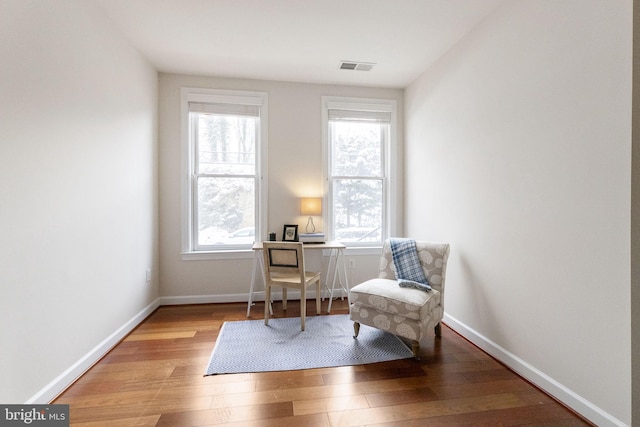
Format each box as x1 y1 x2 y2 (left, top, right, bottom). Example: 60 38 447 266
300 197 321 233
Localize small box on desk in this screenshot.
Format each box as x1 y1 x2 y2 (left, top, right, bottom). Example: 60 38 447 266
299 233 326 244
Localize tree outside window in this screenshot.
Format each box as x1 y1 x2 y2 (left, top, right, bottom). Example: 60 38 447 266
325 98 395 246
182 89 266 253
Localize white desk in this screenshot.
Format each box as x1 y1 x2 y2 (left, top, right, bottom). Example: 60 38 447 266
247 241 349 316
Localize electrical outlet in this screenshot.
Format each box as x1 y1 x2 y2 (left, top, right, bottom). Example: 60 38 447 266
348 259 356 269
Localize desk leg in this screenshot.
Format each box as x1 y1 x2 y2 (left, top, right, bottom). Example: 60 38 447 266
340 249 350 301
247 251 259 317
327 248 350 313
247 250 271 317
322 248 335 302
327 248 341 313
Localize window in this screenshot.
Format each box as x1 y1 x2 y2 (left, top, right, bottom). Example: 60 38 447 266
182 88 267 255
323 97 397 247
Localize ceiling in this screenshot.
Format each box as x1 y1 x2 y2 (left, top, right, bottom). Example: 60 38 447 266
95 0 504 88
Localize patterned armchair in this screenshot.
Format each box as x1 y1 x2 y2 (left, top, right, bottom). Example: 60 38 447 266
349 240 450 356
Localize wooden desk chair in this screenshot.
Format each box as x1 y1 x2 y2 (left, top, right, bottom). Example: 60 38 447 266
262 242 321 331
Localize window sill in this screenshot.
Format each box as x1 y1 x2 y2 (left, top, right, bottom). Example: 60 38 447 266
343 246 382 256
181 249 254 261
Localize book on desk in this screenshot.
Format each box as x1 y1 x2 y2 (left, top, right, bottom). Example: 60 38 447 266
299 233 326 244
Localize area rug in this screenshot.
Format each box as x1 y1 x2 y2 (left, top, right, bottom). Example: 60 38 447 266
205 314 413 375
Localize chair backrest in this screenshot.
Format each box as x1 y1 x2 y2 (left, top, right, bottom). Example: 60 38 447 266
377 239 450 295
262 241 305 283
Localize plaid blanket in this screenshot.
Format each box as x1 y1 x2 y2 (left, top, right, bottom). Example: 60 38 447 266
390 238 431 292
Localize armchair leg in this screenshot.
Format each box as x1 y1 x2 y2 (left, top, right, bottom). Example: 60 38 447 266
353 322 360 338
434 322 442 337
411 340 420 357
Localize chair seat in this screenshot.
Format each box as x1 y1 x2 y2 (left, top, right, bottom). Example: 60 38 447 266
270 271 320 285
350 278 441 322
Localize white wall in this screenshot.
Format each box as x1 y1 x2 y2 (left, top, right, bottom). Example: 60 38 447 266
405 1 631 425
0 0 158 402
158 74 402 302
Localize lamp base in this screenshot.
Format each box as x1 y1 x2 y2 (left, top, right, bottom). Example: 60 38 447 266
306 217 316 233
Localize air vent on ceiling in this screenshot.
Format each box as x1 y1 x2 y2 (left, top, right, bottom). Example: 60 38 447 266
339 61 375 71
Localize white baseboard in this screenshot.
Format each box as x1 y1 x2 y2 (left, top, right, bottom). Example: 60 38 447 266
159 289 337 306
28 298 161 404
159 293 248 305
443 313 627 427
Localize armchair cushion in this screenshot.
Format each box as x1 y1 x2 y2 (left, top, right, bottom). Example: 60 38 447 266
350 278 441 322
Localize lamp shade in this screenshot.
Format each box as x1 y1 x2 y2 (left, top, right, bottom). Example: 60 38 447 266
300 197 322 216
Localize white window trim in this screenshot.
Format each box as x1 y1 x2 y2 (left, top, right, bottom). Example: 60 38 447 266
180 87 268 260
321 96 398 253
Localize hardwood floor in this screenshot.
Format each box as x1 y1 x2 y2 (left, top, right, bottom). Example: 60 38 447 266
54 300 592 426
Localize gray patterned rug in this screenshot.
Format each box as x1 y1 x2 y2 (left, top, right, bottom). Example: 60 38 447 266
205 314 413 375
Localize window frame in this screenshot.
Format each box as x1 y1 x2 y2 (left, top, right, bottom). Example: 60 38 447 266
322 96 398 251
181 88 268 259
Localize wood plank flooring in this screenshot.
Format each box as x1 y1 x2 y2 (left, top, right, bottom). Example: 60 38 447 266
54 301 592 426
